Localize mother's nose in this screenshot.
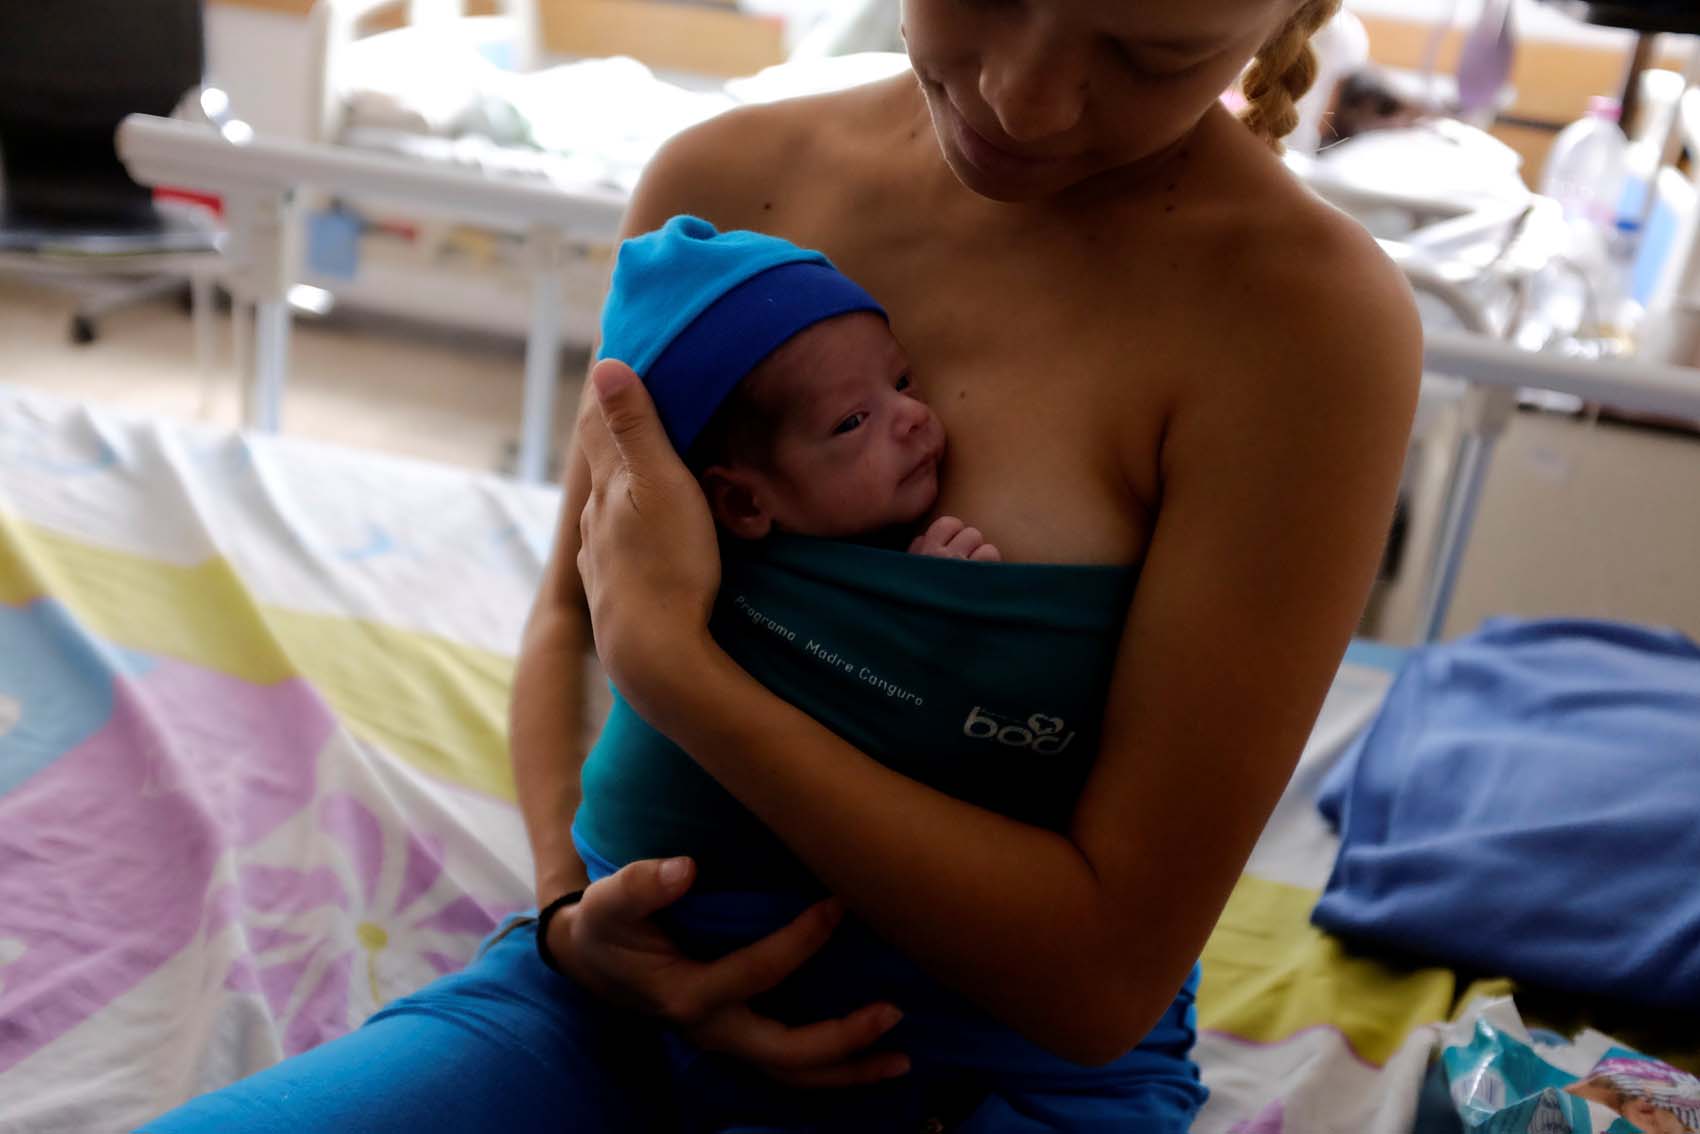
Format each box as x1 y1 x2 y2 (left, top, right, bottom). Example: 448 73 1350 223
978 29 1089 143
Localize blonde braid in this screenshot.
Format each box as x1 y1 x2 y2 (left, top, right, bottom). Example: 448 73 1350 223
1239 0 1342 152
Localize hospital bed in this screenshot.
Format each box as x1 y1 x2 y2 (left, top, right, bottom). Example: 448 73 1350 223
3 329 1697 1129
282 0 890 359
126 12 908 482
7 71 1697 1134
112 96 1700 648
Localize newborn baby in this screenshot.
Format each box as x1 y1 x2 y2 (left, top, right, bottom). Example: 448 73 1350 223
577 216 1095 905
598 214 998 560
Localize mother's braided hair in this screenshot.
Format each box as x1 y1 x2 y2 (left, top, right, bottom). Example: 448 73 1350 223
1239 0 1343 152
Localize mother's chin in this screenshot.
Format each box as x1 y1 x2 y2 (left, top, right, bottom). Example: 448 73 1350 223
921 84 1088 203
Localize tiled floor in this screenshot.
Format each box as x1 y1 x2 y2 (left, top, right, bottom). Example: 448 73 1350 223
0 276 584 475
5 275 1699 643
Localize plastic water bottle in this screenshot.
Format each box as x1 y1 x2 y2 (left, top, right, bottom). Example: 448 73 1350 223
1615 69 1688 231
1541 97 1638 342
1602 215 1645 344
1542 96 1629 229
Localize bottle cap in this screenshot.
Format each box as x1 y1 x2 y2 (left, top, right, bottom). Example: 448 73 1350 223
1587 95 1623 122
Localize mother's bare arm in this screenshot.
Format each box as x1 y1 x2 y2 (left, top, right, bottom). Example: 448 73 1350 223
509 421 595 902
509 104 796 901
507 109 916 1086
616 221 1423 1065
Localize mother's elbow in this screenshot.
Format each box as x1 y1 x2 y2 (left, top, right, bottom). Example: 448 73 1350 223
1042 985 1173 1069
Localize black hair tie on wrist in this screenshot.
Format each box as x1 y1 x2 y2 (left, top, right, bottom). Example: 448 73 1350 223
535 888 586 976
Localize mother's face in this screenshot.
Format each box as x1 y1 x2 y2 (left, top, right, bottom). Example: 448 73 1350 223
902 0 1292 201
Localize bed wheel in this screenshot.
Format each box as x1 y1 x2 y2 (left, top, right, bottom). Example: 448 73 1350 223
70 316 98 345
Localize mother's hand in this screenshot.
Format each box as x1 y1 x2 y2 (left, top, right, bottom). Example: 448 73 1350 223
548 857 911 1087
575 359 721 713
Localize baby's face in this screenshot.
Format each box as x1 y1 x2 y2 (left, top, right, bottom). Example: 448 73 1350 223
734 312 945 539
1621 1099 1683 1134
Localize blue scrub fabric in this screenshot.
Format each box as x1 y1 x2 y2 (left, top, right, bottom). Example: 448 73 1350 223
1314 617 1700 1009
141 915 1204 1133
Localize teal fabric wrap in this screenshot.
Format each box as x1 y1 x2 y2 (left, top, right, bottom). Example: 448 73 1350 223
577 531 1138 892
573 534 1208 1113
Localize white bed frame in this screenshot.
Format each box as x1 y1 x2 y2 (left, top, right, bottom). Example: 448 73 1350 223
121 114 622 483
305 0 543 146
114 111 1700 642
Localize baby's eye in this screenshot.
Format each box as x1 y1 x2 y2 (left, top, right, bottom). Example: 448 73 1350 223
833 413 867 436
896 373 912 392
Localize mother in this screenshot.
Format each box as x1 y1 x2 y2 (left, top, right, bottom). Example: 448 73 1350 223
145 0 1419 1131
536 0 1416 1106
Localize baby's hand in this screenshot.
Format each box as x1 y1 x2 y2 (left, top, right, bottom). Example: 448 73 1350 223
909 516 1001 562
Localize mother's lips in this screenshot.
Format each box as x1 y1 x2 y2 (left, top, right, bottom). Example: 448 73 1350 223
946 94 1069 167
960 115 1050 165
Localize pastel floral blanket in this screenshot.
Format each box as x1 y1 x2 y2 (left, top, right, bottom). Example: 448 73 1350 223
1 386 1527 1133
0 389 551 1129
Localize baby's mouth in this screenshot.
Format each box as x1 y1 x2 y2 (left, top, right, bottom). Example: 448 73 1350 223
901 445 944 486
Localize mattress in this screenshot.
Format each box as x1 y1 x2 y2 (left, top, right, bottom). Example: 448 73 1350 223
0 385 1477 1133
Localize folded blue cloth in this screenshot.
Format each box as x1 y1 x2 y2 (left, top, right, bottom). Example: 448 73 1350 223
1313 617 1700 1009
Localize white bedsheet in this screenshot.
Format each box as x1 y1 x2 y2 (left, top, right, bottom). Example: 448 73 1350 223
1 386 1432 1134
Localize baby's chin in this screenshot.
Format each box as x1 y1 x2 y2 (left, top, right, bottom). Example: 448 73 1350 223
767 475 939 543
831 495 936 542
883 473 940 529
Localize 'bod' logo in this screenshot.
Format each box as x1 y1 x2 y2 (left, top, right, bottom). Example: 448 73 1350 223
962 707 1076 754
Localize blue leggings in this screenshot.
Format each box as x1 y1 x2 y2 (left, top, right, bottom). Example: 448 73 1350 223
141 917 1205 1133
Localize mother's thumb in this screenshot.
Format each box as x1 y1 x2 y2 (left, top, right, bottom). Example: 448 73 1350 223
591 359 672 470
600 856 696 921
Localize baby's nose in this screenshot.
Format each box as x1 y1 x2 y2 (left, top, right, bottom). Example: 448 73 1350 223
894 396 932 436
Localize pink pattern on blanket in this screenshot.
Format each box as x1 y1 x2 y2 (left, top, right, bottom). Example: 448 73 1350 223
1230 1100 1285 1134
222 793 516 1055
0 658 331 1074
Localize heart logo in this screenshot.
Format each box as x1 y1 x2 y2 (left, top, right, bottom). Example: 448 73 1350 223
1027 714 1065 736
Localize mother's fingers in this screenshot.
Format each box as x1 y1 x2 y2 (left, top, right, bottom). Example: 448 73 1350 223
691 1001 910 1087
583 358 682 505
574 359 629 492
689 899 844 1008
769 1051 913 1090
581 857 698 926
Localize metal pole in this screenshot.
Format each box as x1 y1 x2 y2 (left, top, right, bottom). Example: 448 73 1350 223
1412 380 1520 643
518 224 566 484
252 298 292 433
191 271 219 420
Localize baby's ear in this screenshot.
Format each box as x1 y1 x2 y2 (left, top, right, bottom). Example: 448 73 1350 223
702 467 772 540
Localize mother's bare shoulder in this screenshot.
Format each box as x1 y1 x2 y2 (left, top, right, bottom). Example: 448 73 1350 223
625 78 909 236
1192 179 1422 410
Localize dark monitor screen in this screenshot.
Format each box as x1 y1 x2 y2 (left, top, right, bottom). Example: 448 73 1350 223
0 0 203 128
0 1 202 226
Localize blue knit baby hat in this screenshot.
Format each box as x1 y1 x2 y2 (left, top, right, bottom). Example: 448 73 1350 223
598 215 886 455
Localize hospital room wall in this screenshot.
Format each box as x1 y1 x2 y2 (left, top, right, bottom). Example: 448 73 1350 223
205 0 1683 184
201 0 818 142
1439 412 1700 642
204 4 320 140
1347 0 1689 187
1359 396 1700 646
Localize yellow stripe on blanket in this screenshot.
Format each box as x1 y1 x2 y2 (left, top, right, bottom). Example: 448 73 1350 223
0 513 516 800
267 608 515 800
1199 873 1464 1067
0 512 295 682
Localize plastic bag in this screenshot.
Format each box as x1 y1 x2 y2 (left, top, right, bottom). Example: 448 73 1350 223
1440 998 1700 1134
1568 1058 1700 1134
1442 1001 1593 1132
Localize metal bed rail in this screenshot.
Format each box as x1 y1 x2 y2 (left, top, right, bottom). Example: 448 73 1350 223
117 116 1700 643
